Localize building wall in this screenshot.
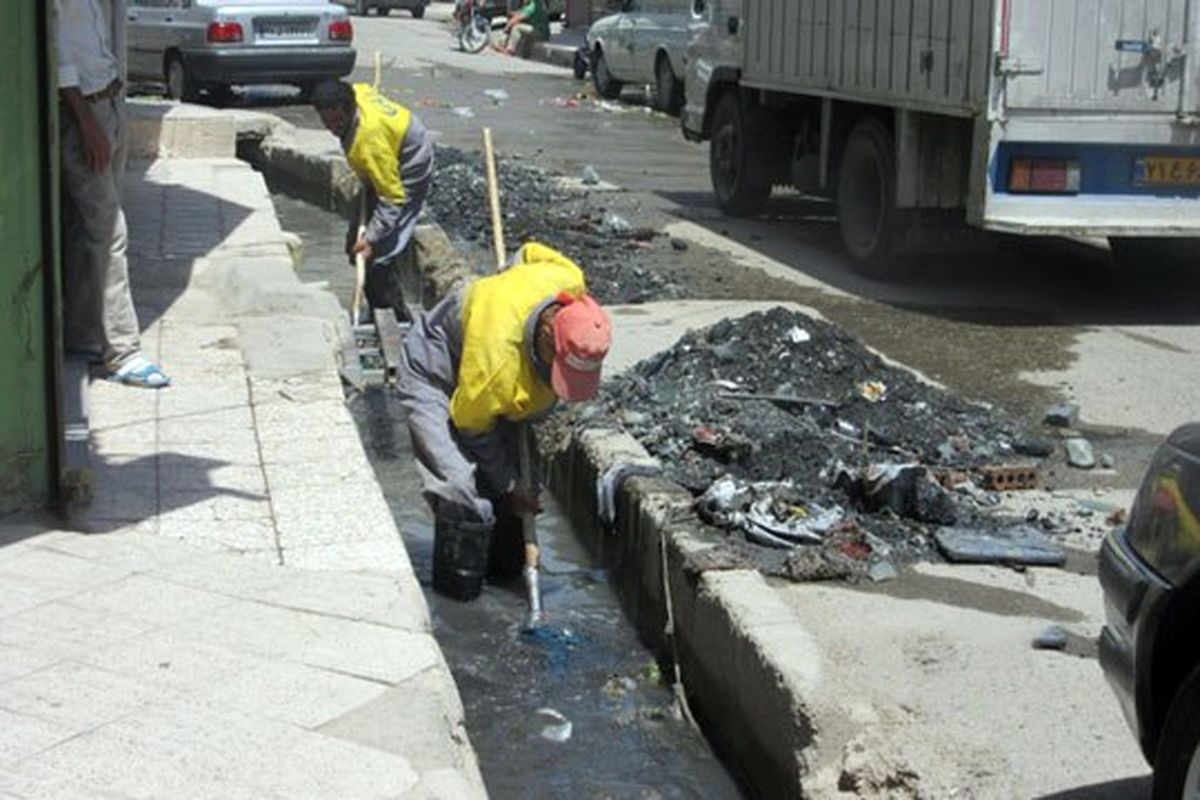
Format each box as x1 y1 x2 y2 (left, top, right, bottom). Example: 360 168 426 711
0 1 60 513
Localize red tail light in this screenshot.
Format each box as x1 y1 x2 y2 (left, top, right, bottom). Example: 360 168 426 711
329 19 353 42
1009 158 1081 194
206 21 244 43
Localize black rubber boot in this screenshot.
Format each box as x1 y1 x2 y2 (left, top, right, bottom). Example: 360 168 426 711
432 516 492 601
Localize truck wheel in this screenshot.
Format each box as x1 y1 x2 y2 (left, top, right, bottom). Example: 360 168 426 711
1153 664 1200 800
709 92 771 216
655 55 682 115
411 4 425 18
592 49 623 100
1109 237 1200 271
837 117 898 270
165 54 197 103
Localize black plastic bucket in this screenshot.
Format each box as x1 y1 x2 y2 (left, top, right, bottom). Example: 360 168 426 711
432 516 492 601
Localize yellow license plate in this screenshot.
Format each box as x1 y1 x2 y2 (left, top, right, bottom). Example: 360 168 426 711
1135 156 1200 187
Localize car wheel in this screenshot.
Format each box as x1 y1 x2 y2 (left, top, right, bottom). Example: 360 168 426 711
591 48 623 100
165 54 197 103
1154 664 1200 800
709 91 771 217
411 4 425 18
654 54 682 115
836 117 900 272
458 12 491 52
376 6 390 15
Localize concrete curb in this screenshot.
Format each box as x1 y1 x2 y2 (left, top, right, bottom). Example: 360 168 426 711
530 41 580 71
546 428 820 799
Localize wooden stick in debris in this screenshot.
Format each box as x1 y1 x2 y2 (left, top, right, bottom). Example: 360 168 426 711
349 52 385 326
481 128 541 626
482 128 507 271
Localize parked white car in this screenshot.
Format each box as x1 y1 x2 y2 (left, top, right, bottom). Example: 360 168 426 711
585 0 691 113
126 0 356 103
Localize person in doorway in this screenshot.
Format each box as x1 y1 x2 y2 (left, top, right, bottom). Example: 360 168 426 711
396 242 611 600
57 0 169 387
311 79 435 313
498 0 550 58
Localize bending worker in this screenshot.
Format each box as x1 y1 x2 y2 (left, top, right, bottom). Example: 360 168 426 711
312 79 434 312
397 242 612 600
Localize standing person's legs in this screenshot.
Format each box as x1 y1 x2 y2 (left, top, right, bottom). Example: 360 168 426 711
100 96 142 371
367 169 432 315
60 95 165 386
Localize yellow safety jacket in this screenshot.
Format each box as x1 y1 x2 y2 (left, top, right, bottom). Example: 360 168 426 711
450 243 588 434
346 83 412 204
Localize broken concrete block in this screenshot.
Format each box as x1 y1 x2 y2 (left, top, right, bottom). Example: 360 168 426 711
866 560 898 583
935 524 1067 567
1014 436 1056 458
1065 438 1096 469
1044 403 1080 428
1033 625 1068 651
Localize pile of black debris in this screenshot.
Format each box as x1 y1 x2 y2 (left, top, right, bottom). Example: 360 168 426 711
425 148 679 305
558 308 1064 582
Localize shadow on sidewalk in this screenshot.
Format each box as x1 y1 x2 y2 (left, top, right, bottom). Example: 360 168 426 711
71 452 266 537
122 160 256 332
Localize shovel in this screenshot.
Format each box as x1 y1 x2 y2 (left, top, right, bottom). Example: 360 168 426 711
482 127 544 630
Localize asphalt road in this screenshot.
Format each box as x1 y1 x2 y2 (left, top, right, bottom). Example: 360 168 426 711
230 6 1200 500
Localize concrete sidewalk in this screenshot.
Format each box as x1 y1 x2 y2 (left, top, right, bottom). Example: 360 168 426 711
0 107 485 799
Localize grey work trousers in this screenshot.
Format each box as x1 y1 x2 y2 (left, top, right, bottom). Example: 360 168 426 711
396 345 499 527
60 93 141 370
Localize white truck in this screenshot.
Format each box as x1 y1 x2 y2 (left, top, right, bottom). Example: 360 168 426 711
681 0 1200 272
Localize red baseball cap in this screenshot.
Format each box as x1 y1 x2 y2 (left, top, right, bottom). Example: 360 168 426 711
551 293 611 402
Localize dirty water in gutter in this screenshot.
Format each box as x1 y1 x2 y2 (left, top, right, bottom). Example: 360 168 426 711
272 191 743 799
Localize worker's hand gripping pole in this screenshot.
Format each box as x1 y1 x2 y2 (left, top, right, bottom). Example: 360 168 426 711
350 53 386 327
482 127 542 628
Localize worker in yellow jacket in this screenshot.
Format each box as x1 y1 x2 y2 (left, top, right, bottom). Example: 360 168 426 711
397 242 612 600
312 79 434 310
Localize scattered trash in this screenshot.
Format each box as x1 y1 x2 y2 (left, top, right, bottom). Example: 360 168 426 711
600 211 632 235
534 708 573 742
867 559 898 583
1033 625 1068 651
786 325 812 345
977 464 1039 492
835 463 957 525
1107 508 1129 526
1064 437 1096 469
451 106 475 119
581 165 601 185
482 88 510 104
785 546 861 581
1044 403 1080 429
595 460 662 530
858 381 888 403
698 475 843 549
935 525 1067 567
1014 436 1056 458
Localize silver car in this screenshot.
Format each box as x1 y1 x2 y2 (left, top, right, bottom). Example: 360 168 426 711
127 0 357 102
586 0 691 113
